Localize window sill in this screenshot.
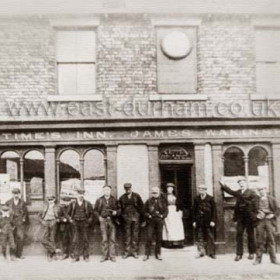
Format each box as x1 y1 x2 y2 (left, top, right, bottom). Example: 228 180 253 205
149 94 207 101
250 94 280 100
47 95 103 102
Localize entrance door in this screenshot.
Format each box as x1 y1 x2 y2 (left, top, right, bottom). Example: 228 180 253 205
160 164 193 245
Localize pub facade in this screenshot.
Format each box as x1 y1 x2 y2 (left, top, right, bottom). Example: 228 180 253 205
0 0 280 254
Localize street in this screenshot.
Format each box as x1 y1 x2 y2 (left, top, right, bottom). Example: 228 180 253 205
0 247 279 280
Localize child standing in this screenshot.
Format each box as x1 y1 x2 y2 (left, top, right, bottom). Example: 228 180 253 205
0 205 16 261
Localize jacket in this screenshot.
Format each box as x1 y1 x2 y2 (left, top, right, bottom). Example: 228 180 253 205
5 198 29 225
252 194 280 227
144 196 168 221
193 194 216 225
94 196 121 218
119 192 144 220
67 199 93 223
38 202 62 221
221 185 257 222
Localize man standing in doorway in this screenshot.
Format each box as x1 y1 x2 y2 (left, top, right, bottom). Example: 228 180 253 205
95 185 121 263
220 178 257 261
68 189 93 262
5 187 28 259
143 186 168 261
119 183 144 259
193 184 216 259
253 186 280 265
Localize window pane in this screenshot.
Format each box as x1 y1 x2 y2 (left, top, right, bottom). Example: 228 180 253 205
24 150 45 206
0 151 20 181
84 149 105 205
248 147 268 176
224 147 245 176
58 64 96 95
59 150 81 198
256 63 280 96
256 29 280 62
57 30 95 62
77 64 96 94
58 64 77 95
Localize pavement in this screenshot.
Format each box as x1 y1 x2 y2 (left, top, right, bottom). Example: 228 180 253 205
0 247 280 280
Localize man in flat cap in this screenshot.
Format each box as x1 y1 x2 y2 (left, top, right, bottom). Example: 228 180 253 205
193 184 216 259
5 187 28 259
94 185 121 262
119 183 144 259
252 186 280 265
220 178 257 261
67 189 93 262
143 186 168 261
38 195 62 261
0 204 16 261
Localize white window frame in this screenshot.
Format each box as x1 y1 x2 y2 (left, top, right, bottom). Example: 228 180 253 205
49 17 102 102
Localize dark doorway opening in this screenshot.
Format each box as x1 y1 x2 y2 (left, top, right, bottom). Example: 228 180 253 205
160 164 194 246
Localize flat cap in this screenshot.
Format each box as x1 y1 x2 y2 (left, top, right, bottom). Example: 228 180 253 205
1 205 10 211
124 183 132 189
77 189 85 194
12 187 21 194
166 183 175 188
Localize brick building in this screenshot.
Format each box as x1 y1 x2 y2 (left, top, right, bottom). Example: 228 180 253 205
0 0 280 254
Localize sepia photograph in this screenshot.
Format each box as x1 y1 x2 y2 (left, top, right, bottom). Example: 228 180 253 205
0 0 280 279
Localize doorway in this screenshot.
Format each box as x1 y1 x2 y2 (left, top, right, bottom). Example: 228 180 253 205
160 164 194 245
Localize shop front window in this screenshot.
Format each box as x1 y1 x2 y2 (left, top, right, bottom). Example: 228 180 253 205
59 150 81 199
0 151 21 203
248 146 269 190
24 150 45 207
84 149 105 204
224 147 245 176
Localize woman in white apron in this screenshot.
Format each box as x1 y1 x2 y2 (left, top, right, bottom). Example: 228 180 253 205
162 183 185 248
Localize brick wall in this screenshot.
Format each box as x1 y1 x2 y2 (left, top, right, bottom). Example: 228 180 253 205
0 14 265 120
0 17 56 118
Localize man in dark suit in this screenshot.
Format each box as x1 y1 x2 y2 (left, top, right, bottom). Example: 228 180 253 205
38 195 62 261
94 185 121 263
193 184 216 259
5 187 28 259
220 178 257 261
119 183 144 259
143 186 168 261
58 196 73 260
252 186 280 265
67 189 93 262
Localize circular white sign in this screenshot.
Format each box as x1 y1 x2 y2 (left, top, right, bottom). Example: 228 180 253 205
161 31 192 59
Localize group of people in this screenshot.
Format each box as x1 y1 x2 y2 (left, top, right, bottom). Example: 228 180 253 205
0 179 279 266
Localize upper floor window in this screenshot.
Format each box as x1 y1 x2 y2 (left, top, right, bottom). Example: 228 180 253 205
255 28 280 97
56 28 96 95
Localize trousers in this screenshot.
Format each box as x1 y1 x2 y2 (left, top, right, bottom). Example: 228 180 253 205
256 219 277 262
123 219 140 254
72 220 89 259
195 224 215 255
100 217 116 259
145 218 163 257
41 220 57 255
236 219 256 256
